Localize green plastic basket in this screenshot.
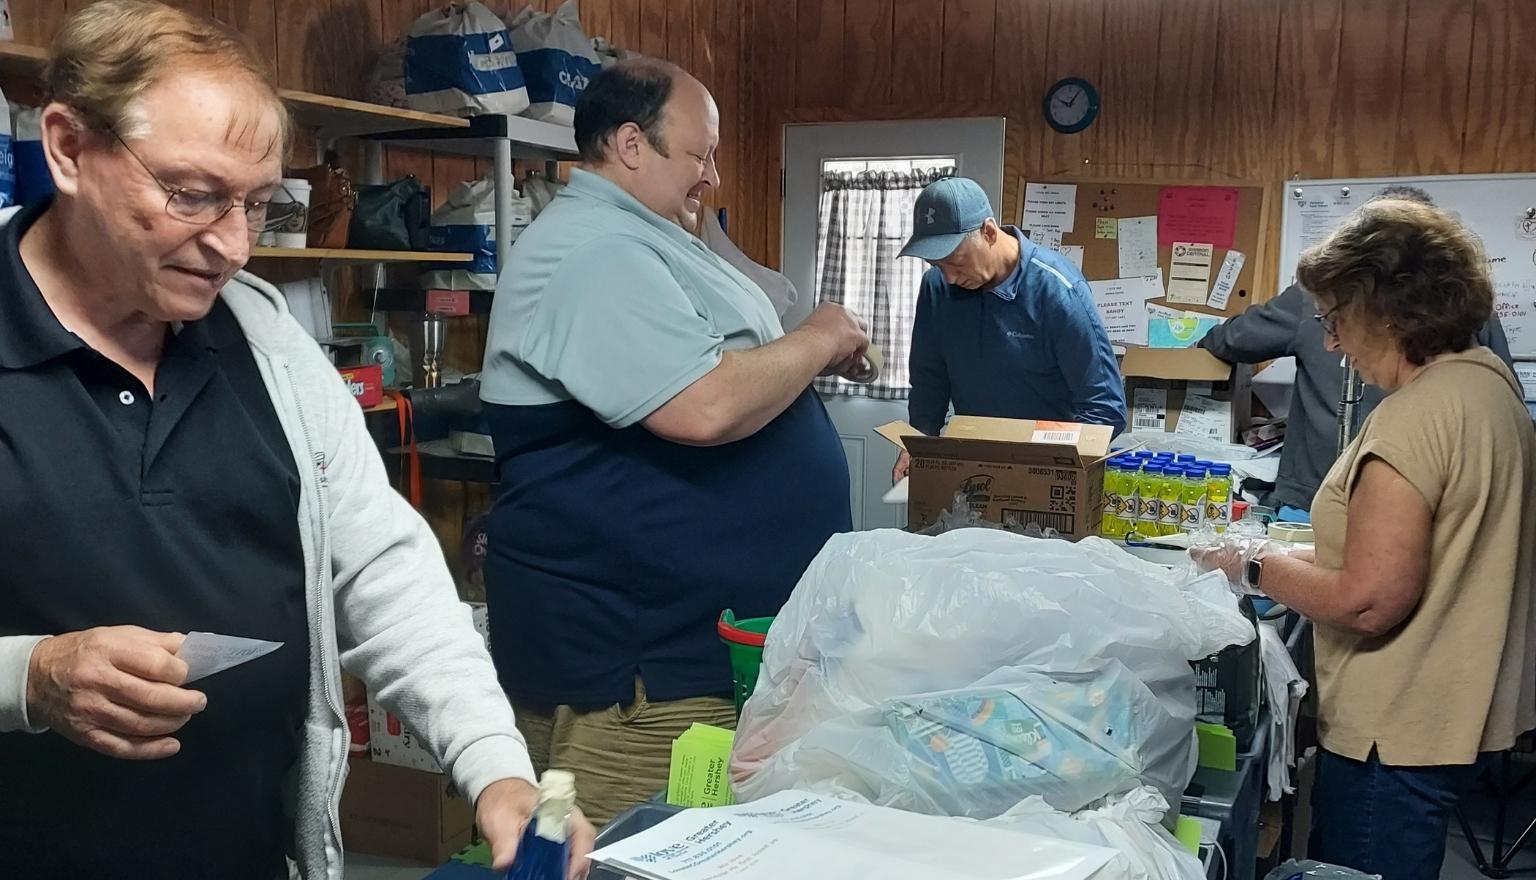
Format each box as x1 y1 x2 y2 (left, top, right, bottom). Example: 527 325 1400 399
717 609 773 715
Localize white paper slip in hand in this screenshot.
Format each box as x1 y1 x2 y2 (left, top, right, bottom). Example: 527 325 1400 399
179 632 284 684
883 476 910 505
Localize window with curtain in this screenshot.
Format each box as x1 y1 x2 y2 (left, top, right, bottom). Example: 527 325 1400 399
812 163 956 399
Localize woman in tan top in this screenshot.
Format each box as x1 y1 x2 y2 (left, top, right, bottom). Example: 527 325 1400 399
1199 199 1536 880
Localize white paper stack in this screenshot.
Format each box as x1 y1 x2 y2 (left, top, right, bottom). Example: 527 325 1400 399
588 791 1116 880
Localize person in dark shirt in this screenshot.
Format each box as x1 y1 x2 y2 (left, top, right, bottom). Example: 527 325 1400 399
479 59 869 824
893 177 1126 482
1200 186 1512 519
0 3 590 876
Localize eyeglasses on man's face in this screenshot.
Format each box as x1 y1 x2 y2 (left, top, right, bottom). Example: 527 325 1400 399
111 130 287 234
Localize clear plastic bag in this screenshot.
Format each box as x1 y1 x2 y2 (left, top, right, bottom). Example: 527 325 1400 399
731 528 1254 816
917 492 1063 539
985 788 1204 880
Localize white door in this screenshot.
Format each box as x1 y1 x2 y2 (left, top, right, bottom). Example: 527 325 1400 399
781 119 1006 530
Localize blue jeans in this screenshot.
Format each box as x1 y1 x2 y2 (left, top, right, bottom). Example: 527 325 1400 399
1310 748 1481 880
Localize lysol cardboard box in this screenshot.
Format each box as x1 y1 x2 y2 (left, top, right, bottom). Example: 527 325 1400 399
340 755 473 865
878 416 1113 540
1120 348 1252 444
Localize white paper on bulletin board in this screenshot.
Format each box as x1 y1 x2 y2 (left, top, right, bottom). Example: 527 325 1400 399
1279 174 1536 357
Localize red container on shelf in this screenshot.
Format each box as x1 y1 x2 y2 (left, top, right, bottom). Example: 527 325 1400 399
337 364 384 409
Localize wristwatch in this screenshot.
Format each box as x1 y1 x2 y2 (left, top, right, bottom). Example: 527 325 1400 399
1245 555 1264 592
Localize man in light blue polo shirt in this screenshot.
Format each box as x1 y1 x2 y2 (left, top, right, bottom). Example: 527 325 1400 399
893 177 1127 481
478 58 869 824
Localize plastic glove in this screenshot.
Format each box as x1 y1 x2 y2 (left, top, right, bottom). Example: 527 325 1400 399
1188 529 1294 596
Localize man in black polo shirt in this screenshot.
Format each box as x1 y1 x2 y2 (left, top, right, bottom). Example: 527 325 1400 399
0 3 591 877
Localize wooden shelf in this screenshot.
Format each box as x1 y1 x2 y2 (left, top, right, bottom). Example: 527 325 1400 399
0 44 472 138
250 247 472 263
277 89 469 138
388 440 498 484
362 398 400 414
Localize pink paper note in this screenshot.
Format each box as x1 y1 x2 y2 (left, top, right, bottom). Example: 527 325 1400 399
1158 186 1241 250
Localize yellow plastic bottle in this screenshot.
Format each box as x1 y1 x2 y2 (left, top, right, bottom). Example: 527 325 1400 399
1158 465 1183 536
1205 464 1233 533
1135 464 1165 539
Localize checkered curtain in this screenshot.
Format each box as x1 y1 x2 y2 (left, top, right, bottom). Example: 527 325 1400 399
813 168 954 399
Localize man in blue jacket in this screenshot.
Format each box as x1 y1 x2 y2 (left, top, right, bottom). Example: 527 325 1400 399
894 177 1127 480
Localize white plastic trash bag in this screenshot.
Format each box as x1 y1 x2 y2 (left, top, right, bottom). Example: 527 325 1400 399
986 788 1204 880
773 661 1188 817
731 529 1254 816
419 176 532 291
405 1 530 117
507 0 601 126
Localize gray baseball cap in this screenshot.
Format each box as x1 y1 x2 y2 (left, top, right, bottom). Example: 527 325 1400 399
899 177 994 261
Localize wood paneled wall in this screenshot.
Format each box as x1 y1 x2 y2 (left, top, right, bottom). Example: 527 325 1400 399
21 0 1525 279
10 0 1534 565
727 0 1536 297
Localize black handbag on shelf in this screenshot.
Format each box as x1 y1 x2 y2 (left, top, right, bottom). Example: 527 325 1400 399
347 175 431 251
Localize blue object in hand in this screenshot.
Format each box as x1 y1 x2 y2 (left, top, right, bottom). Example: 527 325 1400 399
505 821 569 880
506 770 576 880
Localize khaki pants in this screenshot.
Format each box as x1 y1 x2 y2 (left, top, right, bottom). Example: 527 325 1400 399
512 678 736 826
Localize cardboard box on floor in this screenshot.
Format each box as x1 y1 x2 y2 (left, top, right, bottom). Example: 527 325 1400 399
340 755 474 865
1121 348 1253 443
878 416 1113 540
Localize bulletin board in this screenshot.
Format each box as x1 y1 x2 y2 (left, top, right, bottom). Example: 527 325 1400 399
1014 178 1272 324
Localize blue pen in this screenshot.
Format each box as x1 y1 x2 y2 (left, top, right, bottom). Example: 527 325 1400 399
507 770 577 880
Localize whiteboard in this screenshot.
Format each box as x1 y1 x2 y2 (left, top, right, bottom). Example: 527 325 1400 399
1278 173 1536 357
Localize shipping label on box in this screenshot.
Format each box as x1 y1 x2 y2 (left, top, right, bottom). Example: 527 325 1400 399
1120 348 1251 443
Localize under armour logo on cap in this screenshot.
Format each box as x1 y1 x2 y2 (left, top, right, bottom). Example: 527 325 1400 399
899 176 993 262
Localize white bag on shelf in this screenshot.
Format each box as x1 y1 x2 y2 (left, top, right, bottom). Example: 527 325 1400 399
404 1 530 117
419 176 533 291
506 0 602 126
0 87 14 209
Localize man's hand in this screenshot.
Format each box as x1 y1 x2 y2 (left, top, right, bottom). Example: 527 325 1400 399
478 778 596 879
26 626 206 759
892 449 912 484
800 303 870 375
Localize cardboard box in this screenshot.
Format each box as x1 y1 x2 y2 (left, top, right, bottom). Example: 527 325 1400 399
1121 348 1252 443
878 416 1113 540
340 755 474 865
